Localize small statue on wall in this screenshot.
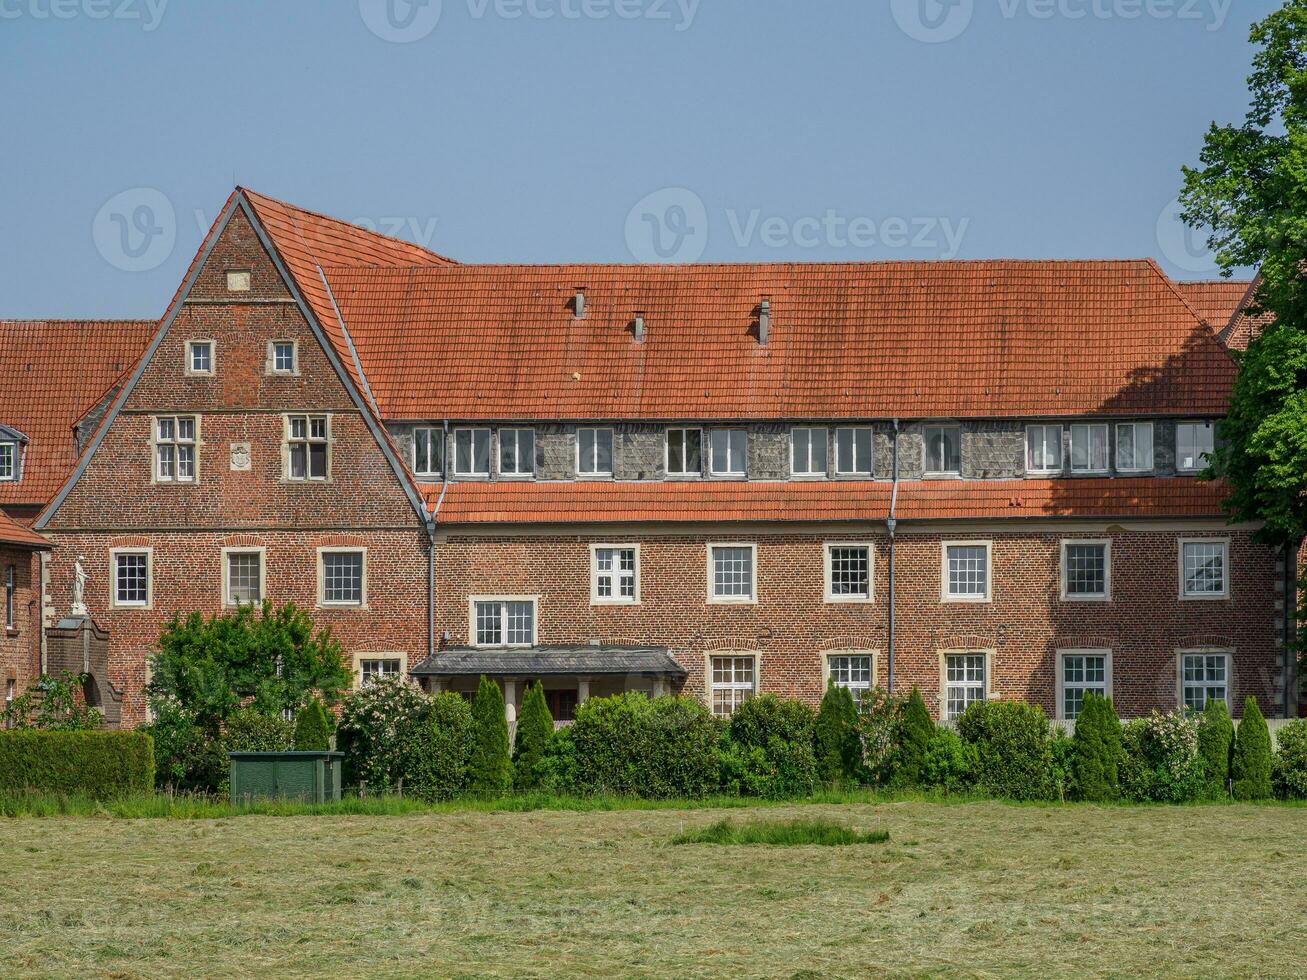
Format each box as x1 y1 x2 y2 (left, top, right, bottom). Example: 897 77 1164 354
71 555 88 617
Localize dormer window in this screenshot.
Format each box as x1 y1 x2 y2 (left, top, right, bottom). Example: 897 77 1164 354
0 442 15 481
186 340 214 376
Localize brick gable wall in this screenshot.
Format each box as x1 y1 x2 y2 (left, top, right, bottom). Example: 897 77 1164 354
0 547 39 713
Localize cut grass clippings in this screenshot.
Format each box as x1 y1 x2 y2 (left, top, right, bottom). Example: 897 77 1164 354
671 816 889 846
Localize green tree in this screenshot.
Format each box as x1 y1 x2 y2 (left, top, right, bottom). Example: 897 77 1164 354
814 682 860 784
293 699 333 751
468 675 511 796
894 688 935 788
147 602 350 735
1071 692 1122 802
1232 697 1274 801
0 672 101 731
513 681 554 790
1198 697 1235 798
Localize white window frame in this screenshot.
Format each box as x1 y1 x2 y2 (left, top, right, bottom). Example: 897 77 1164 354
665 427 703 477
940 541 992 603
707 542 757 604
412 427 443 478
1056 649 1112 721
452 427 492 478
1176 421 1216 473
0 442 16 481
1177 650 1233 712
267 339 298 376
833 426 874 477
1060 539 1111 602
109 547 153 610
285 414 329 481
221 547 266 607
317 548 367 608
498 428 536 478
824 542 874 603
185 339 215 376
1178 538 1230 600
353 651 408 688
709 428 747 477
590 544 640 605
1025 424 1063 475
469 595 539 648
823 650 877 697
790 427 828 478
706 652 759 718
924 424 962 476
940 650 992 721
153 415 199 483
1115 421 1154 473
576 427 614 477
1069 423 1110 474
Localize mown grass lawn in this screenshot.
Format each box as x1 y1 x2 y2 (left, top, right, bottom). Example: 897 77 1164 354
3 801 1306 978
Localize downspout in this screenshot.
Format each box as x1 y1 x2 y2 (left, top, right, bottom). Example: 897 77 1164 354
426 421 452 666
886 418 900 695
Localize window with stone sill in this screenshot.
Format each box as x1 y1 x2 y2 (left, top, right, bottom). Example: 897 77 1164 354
945 653 986 721
287 415 328 481
155 416 197 482
360 658 402 686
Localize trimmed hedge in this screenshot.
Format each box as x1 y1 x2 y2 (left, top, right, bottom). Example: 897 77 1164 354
722 695 817 798
409 692 474 801
570 693 719 798
957 700 1055 800
0 730 155 798
293 700 333 751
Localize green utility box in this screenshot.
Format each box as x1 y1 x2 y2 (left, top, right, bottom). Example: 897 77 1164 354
228 751 343 804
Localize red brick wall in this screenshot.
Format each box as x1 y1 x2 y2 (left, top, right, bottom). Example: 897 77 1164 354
435 526 1281 719
0 547 40 716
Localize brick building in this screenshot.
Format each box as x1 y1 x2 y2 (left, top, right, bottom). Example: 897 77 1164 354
0 187 1293 728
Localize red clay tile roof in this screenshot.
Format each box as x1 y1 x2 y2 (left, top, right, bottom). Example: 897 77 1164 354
1209 275 1271 351
0 508 50 548
326 259 1235 421
0 320 155 506
423 477 1229 525
1176 280 1254 331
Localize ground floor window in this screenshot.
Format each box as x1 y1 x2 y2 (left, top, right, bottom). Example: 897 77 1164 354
944 653 986 721
710 655 756 718
360 657 402 686
1180 652 1230 711
1060 652 1108 720
827 653 873 696
546 688 579 723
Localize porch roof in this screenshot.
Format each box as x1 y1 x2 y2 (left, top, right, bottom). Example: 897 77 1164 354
410 645 687 679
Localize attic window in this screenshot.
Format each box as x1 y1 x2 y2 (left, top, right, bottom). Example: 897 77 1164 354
226 270 252 292
759 299 771 345
0 442 15 481
574 288 586 319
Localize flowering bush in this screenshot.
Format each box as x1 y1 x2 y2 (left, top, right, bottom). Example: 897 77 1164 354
853 688 906 785
1119 711 1206 803
336 675 434 791
1272 719 1307 800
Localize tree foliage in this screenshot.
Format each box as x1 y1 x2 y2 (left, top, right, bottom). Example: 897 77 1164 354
512 681 554 790
813 682 860 784
468 676 511 797
1197 697 1235 798
893 688 935 788
0 672 101 731
1071 693 1122 801
1232 697 1274 801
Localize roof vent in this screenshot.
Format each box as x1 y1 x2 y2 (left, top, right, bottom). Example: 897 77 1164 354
574 288 586 319
758 299 771 345
633 314 646 343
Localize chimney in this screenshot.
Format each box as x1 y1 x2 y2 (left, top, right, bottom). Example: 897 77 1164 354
574 287 587 319
759 299 771 345
633 313 646 342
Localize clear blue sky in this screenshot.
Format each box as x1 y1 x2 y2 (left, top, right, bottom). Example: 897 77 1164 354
0 0 1276 319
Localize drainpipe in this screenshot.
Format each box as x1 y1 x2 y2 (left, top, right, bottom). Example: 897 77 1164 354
886 418 900 694
426 421 452 668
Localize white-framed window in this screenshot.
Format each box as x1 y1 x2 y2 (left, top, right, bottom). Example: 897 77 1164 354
834 426 873 476
111 549 152 609
1178 651 1231 711
1061 540 1110 601
709 429 747 477
666 428 702 476
943 652 987 721
186 340 214 375
155 416 197 483
0 442 15 481
825 543 873 602
319 549 365 607
222 548 264 607
471 597 537 647
825 652 874 696
1115 422 1154 472
790 427 827 477
1058 651 1111 721
286 414 328 481
4 564 15 630
1026 424 1062 474
708 543 756 603
941 541 991 602
1070 423 1109 473
359 656 403 687
577 427 614 477
268 340 297 375
453 428 491 477
1179 538 1229 599
1177 421 1216 472
924 425 961 475
412 427 443 477
591 545 639 604
499 428 535 477
709 654 757 718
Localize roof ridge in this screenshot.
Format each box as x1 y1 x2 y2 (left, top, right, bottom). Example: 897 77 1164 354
0 318 155 325
322 257 1161 273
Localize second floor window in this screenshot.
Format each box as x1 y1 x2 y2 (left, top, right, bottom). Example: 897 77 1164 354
114 551 150 607
667 428 702 476
271 340 296 374
593 546 638 602
287 415 328 480
187 340 213 374
499 428 535 477
709 429 747 476
826 544 872 601
473 598 536 647
1026 424 1062 474
225 551 262 606
835 427 873 476
943 543 990 601
454 428 491 477
791 427 827 476
577 427 613 476
321 550 364 606
156 416 196 482
0 442 14 481
1116 422 1153 472
1177 422 1215 472
709 544 755 602
924 425 961 475
1181 540 1228 599
1062 541 1109 600
1070 423 1108 473
413 428 442 477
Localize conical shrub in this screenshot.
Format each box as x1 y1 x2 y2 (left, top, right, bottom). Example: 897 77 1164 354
293 698 333 751
1197 697 1234 798
1071 692 1121 801
468 675 512 796
894 688 935 788
1232 696 1273 801
814 682 860 784
513 681 554 790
